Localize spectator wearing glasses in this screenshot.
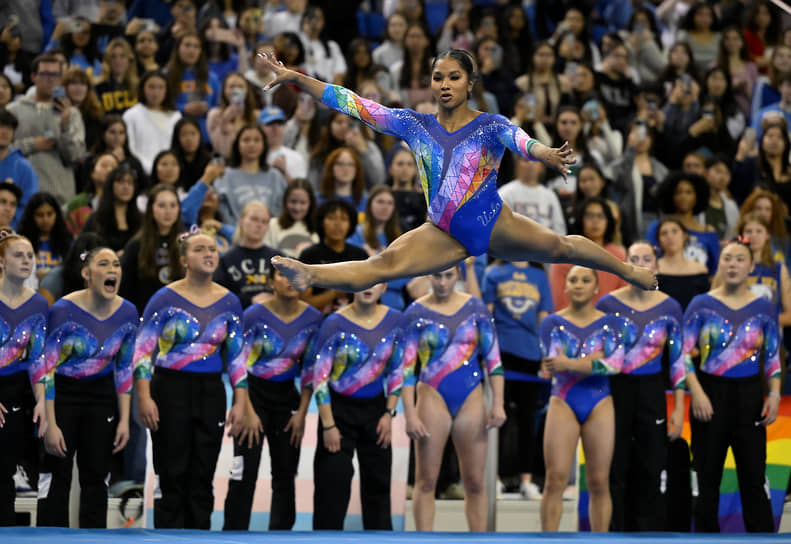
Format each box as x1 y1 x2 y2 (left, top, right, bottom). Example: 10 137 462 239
7 53 85 206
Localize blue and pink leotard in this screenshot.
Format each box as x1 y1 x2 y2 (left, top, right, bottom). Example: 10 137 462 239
321 85 540 256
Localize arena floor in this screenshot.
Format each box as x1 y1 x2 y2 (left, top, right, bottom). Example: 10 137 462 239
1 528 791 543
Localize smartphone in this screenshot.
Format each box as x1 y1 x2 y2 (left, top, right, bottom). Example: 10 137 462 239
702 106 715 120
453 1 466 15
230 88 245 107
52 87 66 100
211 153 225 166
636 121 647 142
564 61 578 77
582 99 599 121
646 96 658 112
489 43 503 67
744 127 757 145
633 23 646 34
680 73 692 93
141 18 158 32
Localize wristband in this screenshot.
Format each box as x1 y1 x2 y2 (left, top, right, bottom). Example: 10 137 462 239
768 392 781 399
323 424 336 431
525 138 539 159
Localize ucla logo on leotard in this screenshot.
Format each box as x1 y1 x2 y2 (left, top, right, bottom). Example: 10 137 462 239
496 280 539 319
477 198 502 227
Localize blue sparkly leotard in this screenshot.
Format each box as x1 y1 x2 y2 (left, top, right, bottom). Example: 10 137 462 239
234 303 323 383
682 294 781 381
539 313 625 424
34 299 139 400
402 297 503 417
596 294 689 389
133 287 247 388
307 308 405 405
321 85 540 256
0 294 47 384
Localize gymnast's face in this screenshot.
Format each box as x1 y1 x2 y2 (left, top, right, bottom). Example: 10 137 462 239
564 266 597 305
271 268 299 299
430 266 459 301
627 242 657 273
431 57 473 110
182 233 218 276
0 239 34 281
355 282 386 305
719 243 753 287
83 248 121 299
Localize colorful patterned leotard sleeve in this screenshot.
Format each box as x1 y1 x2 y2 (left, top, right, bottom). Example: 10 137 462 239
232 303 323 383
682 294 781 380
309 309 405 406
321 84 540 256
539 313 625 424
402 297 502 418
37 299 139 400
0 294 48 386
133 287 246 388
596 294 689 389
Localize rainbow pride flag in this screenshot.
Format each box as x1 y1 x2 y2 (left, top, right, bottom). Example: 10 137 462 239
577 394 791 532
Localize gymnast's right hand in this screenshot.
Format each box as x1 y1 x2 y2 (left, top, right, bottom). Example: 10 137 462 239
257 51 297 91
405 414 428 441
44 424 67 458
138 395 160 431
322 424 342 453
690 389 713 422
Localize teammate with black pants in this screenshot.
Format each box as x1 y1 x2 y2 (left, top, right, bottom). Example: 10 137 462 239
595 242 687 531
308 281 404 530
134 230 255 529
0 231 48 526
35 248 139 528
223 266 322 530
683 240 781 532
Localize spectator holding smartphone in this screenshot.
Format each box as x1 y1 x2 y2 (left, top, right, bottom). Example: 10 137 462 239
7 53 85 206
207 72 259 159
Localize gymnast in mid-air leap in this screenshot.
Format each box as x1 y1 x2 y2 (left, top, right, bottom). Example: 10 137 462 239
257 48 657 293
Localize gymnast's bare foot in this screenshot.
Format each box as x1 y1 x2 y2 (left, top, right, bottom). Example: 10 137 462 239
271 256 313 292
628 265 659 291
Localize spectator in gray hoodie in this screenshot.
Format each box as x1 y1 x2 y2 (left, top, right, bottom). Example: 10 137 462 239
7 53 85 205
213 124 287 225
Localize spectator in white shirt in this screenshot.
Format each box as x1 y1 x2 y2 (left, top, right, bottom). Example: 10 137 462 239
498 154 566 235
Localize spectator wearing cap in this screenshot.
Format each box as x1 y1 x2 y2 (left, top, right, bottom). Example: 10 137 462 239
0 109 37 228
260 105 306 182
7 53 85 206
751 73 791 140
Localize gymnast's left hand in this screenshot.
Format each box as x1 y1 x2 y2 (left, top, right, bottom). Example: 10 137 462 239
376 413 392 448
258 51 297 91
487 404 506 429
112 419 130 454
536 141 576 181
761 394 780 426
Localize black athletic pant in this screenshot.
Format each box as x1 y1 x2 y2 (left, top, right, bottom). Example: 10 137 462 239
223 375 300 531
691 372 774 533
150 368 225 529
313 391 392 530
608 372 668 531
498 354 541 479
37 374 117 528
0 372 36 526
